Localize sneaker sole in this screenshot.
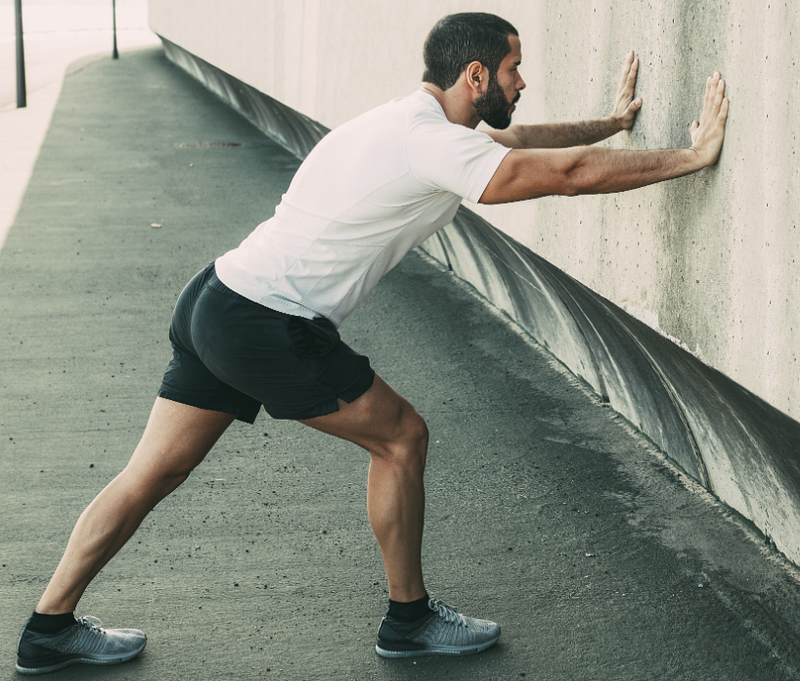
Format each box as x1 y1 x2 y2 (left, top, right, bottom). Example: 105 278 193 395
16 642 146 675
375 632 500 658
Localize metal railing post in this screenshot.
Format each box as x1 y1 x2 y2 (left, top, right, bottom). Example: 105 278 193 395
15 0 27 108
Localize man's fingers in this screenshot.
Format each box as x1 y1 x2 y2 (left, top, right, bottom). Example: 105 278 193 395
703 75 714 112
706 76 726 124
714 78 726 111
712 96 730 129
720 96 730 120
620 50 634 76
686 70 729 166
699 73 724 125
706 74 716 97
618 50 636 91
708 73 723 104
627 58 639 92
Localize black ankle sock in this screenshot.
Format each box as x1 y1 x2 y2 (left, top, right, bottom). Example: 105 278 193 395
387 594 430 622
27 611 77 635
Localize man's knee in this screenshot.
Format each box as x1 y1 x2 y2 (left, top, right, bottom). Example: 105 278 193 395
159 469 193 496
120 460 195 501
373 410 429 468
408 412 429 453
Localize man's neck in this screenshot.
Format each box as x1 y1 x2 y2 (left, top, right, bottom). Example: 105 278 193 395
419 82 481 129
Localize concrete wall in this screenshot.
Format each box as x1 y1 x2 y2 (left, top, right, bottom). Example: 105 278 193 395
149 0 800 421
147 1 800 564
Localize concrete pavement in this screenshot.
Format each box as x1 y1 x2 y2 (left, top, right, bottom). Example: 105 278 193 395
0 0 159 250
2 47 800 681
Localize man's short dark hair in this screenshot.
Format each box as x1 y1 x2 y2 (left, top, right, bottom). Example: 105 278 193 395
422 13 519 91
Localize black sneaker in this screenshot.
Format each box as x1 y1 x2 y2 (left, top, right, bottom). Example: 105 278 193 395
16 615 146 675
376 598 500 657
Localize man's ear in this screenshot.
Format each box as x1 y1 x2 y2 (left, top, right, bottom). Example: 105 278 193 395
464 61 488 95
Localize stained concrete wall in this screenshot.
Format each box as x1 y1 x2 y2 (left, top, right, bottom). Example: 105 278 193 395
148 0 800 420
146 2 800 564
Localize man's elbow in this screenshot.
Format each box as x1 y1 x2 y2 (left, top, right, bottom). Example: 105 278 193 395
559 174 582 197
561 162 599 197
537 169 581 198
478 186 510 204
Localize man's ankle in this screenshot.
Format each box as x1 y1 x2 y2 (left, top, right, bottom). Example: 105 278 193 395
26 611 77 635
387 594 430 622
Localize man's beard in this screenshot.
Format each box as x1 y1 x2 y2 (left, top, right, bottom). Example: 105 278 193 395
474 75 519 129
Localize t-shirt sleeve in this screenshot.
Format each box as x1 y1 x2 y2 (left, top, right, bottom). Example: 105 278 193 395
406 115 512 204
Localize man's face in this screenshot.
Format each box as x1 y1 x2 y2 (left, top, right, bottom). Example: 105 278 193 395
474 34 525 129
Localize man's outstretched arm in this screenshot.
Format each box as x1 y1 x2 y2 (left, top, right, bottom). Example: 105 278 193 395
487 51 643 149
480 72 729 205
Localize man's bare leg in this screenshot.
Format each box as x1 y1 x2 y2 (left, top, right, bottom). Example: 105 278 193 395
36 397 235 615
302 373 500 657
300 374 428 603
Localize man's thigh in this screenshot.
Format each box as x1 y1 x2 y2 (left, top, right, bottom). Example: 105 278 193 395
299 374 426 454
125 397 236 480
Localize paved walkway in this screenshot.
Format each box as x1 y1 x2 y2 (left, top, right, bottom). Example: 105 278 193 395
2 47 800 681
0 1 159 249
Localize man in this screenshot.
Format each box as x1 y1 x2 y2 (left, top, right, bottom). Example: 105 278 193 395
15 12 728 674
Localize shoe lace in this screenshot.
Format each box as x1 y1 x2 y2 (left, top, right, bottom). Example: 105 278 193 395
428 598 466 627
77 616 106 635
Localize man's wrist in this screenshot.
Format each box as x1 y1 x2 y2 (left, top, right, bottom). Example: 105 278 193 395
686 146 708 171
605 114 624 133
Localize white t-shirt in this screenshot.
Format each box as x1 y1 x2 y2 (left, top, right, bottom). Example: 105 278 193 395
214 90 511 328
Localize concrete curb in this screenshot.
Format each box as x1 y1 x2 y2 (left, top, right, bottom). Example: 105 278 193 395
159 36 327 161
426 210 800 567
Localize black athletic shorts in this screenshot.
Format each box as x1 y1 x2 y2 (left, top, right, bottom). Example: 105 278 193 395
157 263 375 422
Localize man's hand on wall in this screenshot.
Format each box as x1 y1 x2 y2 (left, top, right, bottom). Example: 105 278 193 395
610 51 643 131
689 73 729 167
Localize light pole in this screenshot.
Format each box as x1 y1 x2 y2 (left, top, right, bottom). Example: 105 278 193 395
112 0 119 59
15 0 27 108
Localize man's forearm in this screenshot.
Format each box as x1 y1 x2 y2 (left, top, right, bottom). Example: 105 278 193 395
481 70 727 205
480 145 707 204
569 145 704 195
490 117 624 149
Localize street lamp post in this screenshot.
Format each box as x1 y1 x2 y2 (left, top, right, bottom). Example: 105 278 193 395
15 0 27 108
112 0 119 59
